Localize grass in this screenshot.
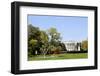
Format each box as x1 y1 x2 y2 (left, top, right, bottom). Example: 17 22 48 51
28 53 88 61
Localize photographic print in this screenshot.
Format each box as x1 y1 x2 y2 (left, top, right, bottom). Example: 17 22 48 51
11 1 97 74
28 15 88 61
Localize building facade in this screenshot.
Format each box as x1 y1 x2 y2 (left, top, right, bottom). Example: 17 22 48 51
63 41 81 51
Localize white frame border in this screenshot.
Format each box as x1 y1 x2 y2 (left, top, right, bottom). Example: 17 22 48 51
20 6 95 70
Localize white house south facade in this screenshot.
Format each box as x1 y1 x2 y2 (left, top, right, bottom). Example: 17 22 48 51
63 41 81 51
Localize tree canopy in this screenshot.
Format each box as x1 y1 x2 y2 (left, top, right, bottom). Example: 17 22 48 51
81 40 88 51
28 25 63 57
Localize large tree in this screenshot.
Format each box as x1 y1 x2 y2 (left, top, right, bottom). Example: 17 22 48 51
28 24 41 41
47 27 62 54
28 25 63 57
39 31 49 58
28 24 41 56
81 40 88 51
28 39 38 56
28 24 49 57
47 27 61 46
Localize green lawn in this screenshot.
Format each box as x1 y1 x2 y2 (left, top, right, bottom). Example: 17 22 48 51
28 53 88 61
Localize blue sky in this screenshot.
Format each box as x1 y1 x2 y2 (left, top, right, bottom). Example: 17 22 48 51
28 15 88 42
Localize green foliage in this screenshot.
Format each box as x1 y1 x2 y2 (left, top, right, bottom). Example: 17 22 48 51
47 27 61 42
29 39 37 46
47 27 62 54
40 31 49 43
28 24 41 57
28 24 40 40
28 25 63 57
81 40 88 51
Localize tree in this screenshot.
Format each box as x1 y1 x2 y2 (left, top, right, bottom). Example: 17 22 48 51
28 25 63 57
40 31 49 43
47 27 61 40
40 44 49 58
47 27 61 46
29 39 37 46
28 24 41 41
28 24 41 56
39 31 49 58
81 40 88 51
28 39 38 56
47 27 62 54
60 43 67 51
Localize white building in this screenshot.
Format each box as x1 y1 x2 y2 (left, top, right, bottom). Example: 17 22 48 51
63 41 81 51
